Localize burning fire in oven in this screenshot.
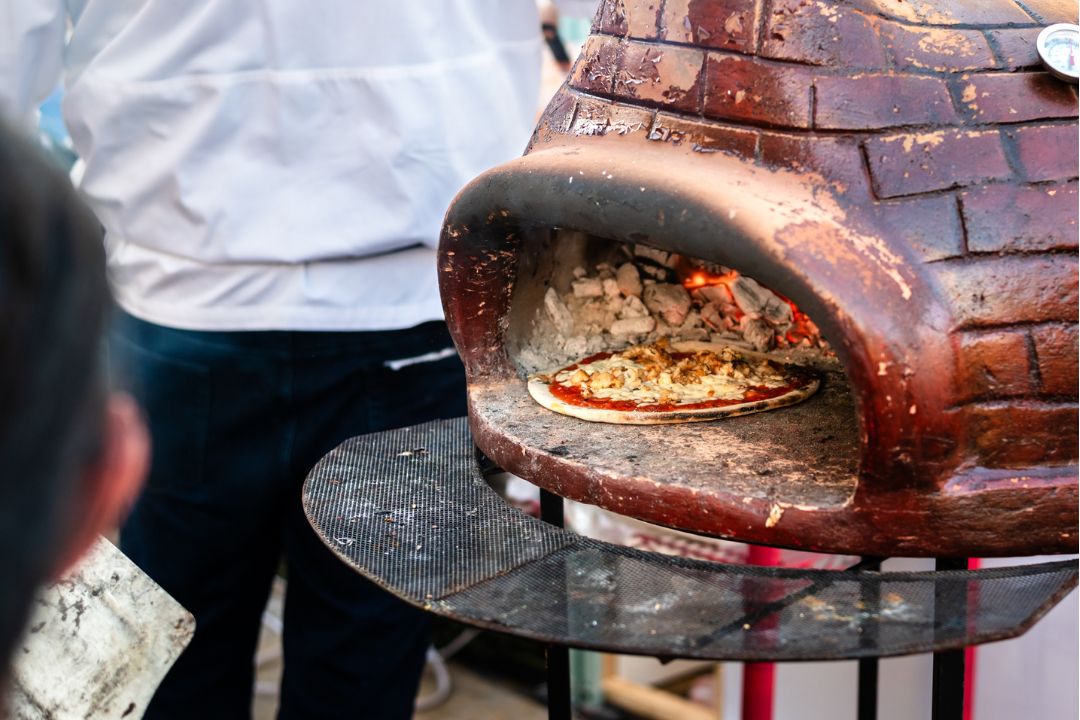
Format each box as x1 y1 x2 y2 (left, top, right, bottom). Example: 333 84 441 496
676 260 825 352
519 232 829 374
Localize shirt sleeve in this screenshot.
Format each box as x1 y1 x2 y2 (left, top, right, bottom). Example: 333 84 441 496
0 0 67 126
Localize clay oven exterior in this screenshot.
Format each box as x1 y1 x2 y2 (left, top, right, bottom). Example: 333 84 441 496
438 0 1079 557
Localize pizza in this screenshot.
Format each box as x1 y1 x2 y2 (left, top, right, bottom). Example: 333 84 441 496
527 339 820 424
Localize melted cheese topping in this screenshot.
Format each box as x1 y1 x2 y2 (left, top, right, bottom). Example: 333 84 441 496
553 343 790 407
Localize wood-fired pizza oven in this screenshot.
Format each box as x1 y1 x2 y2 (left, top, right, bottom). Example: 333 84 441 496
438 0 1079 557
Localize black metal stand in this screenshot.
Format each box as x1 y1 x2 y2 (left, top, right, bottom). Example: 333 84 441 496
857 558 884 720
858 656 879 720
540 488 573 720
531 504 974 720
932 558 969 719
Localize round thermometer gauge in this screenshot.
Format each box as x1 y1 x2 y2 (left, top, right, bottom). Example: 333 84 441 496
1037 23 1080 83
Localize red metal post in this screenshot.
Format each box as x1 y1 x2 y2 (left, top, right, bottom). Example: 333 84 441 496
741 545 784 720
964 558 982 720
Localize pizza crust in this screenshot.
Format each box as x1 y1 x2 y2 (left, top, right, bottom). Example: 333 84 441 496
527 341 820 425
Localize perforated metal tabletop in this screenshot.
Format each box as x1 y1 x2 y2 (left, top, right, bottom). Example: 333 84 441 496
302 418 1077 661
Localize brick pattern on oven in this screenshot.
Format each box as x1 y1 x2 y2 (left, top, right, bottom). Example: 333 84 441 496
529 0 1079 472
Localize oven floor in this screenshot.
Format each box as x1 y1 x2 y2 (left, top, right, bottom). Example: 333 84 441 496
468 367 859 534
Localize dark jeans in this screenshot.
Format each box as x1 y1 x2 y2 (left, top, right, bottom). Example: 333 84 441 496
110 311 467 719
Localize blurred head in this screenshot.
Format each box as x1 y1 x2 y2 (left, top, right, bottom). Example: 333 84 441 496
0 122 148 675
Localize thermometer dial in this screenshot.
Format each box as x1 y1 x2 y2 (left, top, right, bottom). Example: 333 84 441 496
1037 23 1080 83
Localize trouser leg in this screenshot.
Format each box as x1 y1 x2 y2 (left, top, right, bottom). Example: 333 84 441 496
278 501 431 720
278 322 466 720
111 313 289 719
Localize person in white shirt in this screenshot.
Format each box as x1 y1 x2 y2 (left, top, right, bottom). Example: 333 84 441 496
1 2 540 717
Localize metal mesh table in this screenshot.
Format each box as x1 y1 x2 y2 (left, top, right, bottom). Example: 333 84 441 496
302 418 1077 664
304 418 1080 660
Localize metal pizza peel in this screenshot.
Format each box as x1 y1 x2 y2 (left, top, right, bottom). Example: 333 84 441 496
6 537 194 719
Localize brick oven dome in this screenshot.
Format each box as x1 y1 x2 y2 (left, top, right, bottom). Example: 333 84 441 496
439 0 1079 556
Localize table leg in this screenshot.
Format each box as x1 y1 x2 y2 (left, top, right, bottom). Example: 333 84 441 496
932 558 968 720
539 488 572 720
857 658 879 720
857 558 884 720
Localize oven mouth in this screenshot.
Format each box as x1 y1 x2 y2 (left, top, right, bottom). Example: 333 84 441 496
438 141 882 531
476 224 861 517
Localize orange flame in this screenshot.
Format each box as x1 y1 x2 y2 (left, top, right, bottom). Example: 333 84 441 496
674 262 826 349
682 269 740 290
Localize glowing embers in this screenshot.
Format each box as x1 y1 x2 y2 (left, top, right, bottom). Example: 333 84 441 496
676 262 826 352
527 239 831 376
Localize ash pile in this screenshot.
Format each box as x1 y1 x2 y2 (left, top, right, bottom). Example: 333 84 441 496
517 233 834 374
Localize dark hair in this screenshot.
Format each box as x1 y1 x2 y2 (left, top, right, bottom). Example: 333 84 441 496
0 121 111 669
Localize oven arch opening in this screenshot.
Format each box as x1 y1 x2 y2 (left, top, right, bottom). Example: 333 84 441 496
441 141 952 480
501 223 862 515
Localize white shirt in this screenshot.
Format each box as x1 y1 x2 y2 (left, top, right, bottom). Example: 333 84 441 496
0 1 540 330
